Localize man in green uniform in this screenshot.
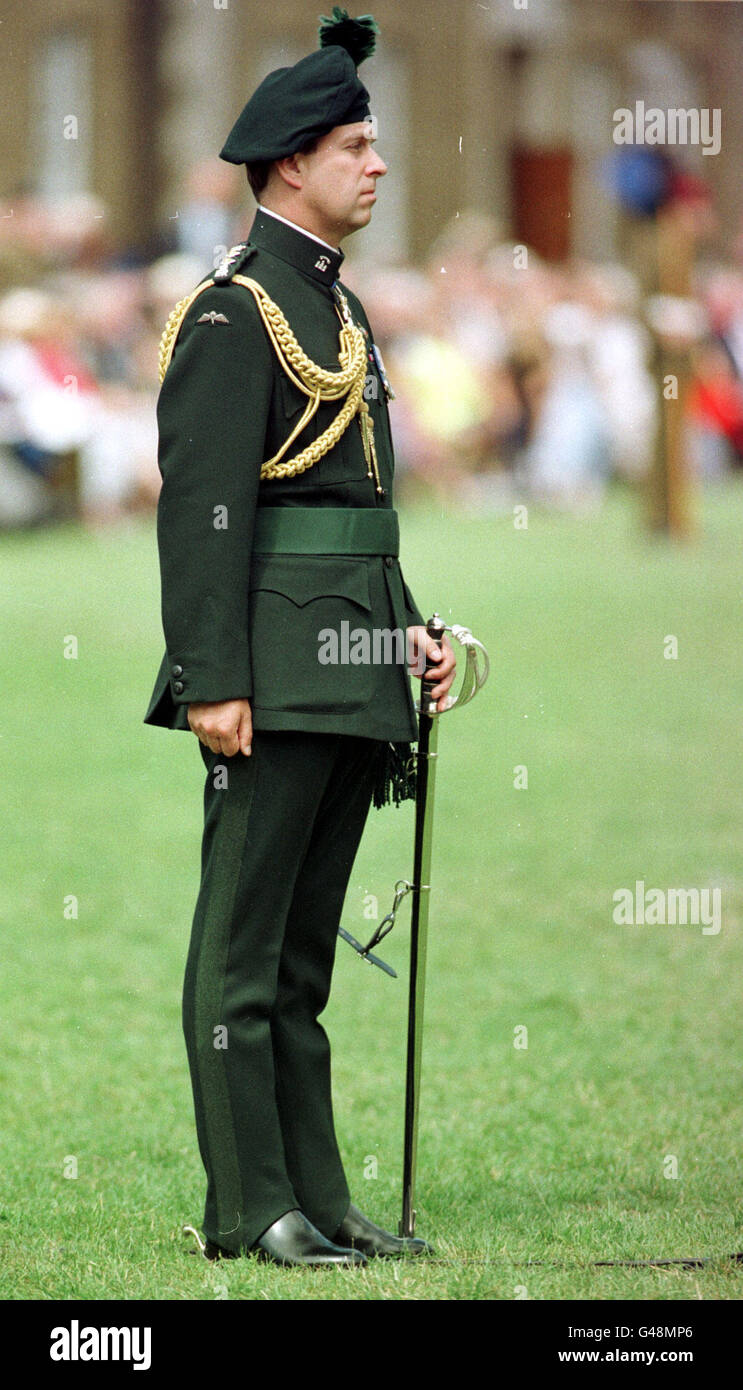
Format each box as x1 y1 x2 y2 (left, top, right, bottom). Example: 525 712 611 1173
145 8 455 1266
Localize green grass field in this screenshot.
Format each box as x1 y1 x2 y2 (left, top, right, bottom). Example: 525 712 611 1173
2 482 742 1301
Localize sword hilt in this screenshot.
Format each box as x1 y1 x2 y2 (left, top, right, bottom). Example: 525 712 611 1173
415 615 490 716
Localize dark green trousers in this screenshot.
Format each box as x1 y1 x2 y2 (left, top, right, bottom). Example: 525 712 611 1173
183 729 379 1254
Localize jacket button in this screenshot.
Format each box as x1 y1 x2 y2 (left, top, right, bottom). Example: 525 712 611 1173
171 664 183 677
173 680 184 694
384 556 394 568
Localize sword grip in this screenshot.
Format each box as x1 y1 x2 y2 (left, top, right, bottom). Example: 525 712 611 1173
420 612 447 717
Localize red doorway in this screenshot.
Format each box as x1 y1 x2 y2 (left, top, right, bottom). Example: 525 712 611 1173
511 146 574 262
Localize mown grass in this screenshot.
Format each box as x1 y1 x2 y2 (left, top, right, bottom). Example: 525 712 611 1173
2 481 742 1300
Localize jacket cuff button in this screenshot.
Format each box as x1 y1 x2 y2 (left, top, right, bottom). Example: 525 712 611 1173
171 664 183 677
173 680 185 694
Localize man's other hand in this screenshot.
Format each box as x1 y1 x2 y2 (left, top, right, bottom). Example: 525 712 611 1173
188 698 253 756
406 627 456 713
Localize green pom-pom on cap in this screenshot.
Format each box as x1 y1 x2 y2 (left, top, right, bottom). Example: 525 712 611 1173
318 7 379 66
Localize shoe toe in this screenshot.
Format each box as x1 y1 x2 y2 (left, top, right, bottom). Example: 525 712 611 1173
333 1205 434 1258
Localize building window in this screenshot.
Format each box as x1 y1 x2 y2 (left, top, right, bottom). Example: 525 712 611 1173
34 29 93 198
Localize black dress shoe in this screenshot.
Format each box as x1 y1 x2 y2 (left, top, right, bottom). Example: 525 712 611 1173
253 1209 367 1267
332 1203 434 1258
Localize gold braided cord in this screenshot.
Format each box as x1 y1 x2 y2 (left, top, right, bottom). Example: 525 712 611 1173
156 271 381 486
232 274 369 478
233 276 364 395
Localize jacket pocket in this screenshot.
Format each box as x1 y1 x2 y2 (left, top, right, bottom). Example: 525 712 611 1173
248 555 375 712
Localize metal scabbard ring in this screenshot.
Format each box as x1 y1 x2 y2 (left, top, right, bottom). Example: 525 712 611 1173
417 620 490 717
157 274 383 488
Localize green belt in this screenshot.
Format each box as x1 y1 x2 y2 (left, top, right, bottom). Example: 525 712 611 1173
252 507 400 556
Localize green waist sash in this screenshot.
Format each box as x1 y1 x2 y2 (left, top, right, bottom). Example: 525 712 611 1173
252 507 400 557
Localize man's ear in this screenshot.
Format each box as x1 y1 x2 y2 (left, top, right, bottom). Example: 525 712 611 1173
275 154 303 191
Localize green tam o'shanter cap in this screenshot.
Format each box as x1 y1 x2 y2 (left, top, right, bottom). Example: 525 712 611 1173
219 8 379 166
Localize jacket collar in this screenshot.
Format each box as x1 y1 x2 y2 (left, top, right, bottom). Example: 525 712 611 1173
248 208 345 286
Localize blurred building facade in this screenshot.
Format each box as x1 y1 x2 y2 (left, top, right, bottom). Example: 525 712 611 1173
2 0 742 267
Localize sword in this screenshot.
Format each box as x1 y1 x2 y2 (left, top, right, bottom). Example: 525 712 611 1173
400 612 490 1239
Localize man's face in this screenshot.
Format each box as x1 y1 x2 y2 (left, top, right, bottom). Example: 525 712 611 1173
293 121 387 242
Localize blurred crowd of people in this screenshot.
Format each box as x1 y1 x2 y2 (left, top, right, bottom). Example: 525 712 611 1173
1 164 743 527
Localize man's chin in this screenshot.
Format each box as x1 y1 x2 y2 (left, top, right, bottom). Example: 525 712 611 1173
347 205 375 234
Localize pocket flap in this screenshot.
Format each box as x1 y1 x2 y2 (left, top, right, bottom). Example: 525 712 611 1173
249 555 372 611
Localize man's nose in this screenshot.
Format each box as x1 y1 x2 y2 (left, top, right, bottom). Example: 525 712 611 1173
368 150 387 177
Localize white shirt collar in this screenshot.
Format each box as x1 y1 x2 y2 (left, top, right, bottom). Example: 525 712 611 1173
257 205 339 254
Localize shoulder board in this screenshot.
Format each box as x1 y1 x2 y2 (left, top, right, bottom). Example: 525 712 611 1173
213 242 257 284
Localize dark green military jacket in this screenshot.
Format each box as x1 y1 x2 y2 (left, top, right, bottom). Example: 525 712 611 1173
144 208 425 742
